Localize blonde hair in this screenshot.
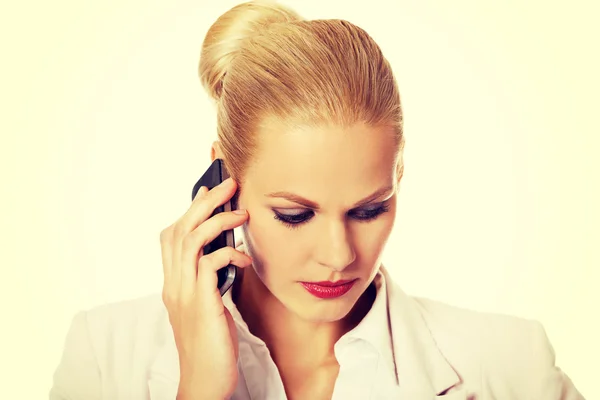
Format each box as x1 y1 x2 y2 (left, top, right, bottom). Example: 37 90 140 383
199 0 404 182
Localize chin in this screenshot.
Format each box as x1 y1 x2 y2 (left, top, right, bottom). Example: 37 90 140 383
283 289 361 323
293 307 351 323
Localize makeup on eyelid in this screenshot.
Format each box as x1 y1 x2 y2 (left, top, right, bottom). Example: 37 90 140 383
271 203 391 229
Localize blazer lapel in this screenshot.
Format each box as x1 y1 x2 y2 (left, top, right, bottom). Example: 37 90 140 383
380 265 467 399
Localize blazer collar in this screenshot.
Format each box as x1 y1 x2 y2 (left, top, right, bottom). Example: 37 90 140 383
379 265 464 398
147 265 465 399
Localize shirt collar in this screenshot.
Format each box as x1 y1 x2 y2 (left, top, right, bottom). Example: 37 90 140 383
336 267 396 379
221 262 396 380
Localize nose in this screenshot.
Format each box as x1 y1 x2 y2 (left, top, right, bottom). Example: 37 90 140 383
316 219 356 271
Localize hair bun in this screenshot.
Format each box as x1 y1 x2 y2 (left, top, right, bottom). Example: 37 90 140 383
199 0 302 100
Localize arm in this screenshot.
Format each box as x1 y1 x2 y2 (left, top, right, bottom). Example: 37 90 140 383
49 311 102 400
529 321 586 400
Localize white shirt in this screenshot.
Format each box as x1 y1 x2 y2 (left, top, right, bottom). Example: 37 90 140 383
221 269 399 399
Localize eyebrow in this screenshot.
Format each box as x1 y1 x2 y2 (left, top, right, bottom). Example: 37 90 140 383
265 185 395 209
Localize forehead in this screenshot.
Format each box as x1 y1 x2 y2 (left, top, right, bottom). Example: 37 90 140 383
245 121 398 199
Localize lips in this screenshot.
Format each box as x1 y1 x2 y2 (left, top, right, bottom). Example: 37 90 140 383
300 279 357 299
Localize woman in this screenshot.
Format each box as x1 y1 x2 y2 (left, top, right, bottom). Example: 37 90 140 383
49 1 584 399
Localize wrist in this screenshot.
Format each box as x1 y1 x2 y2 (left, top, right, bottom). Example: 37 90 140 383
177 384 228 400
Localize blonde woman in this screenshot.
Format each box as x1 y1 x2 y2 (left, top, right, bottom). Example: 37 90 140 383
50 1 584 399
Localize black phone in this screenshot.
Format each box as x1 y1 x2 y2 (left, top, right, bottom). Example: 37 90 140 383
191 159 237 296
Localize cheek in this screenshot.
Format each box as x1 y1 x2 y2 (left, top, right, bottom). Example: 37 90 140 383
354 210 396 261
243 209 301 278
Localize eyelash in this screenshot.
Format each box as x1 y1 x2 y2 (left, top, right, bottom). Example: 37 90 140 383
273 204 390 230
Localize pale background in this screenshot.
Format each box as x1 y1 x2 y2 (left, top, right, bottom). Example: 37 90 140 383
1 0 598 398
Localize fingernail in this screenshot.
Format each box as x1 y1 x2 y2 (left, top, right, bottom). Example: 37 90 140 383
233 209 247 215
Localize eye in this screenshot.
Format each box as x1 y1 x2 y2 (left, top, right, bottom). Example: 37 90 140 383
273 203 390 230
273 210 314 229
349 204 390 221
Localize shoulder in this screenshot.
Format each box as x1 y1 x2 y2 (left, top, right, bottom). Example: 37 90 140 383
412 294 548 345
70 293 170 358
410 295 573 398
80 293 171 362
412 295 553 357
82 293 167 335
50 294 170 399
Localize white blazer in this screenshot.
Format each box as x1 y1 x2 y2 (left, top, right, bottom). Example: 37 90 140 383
49 266 585 399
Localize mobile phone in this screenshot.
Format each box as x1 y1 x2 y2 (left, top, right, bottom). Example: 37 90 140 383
191 159 237 296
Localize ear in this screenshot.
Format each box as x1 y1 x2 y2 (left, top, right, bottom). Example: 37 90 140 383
397 162 404 182
210 140 225 162
396 153 404 186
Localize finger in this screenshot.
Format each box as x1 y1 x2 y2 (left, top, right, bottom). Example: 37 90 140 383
160 225 174 279
180 210 249 297
192 184 209 201
170 186 209 297
176 178 238 239
195 246 253 294
172 185 210 241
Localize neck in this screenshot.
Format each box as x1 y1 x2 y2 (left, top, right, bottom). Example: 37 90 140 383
232 266 376 370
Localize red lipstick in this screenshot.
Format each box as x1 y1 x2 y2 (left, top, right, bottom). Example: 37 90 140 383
300 279 357 299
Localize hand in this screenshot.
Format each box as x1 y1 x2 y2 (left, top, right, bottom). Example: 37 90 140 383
160 177 252 400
